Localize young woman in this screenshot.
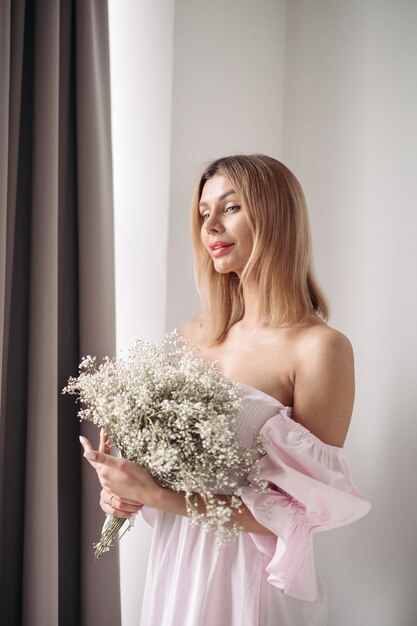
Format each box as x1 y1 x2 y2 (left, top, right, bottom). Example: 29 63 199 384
81 155 370 625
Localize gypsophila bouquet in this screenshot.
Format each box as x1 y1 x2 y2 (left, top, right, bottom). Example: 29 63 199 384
63 331 266 557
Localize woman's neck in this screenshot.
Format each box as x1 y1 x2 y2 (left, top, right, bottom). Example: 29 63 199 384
239 279 283 328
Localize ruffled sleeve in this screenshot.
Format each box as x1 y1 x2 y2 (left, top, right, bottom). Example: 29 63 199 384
240 407 371 602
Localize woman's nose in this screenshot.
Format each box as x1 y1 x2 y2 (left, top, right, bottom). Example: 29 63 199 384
203 212 224 234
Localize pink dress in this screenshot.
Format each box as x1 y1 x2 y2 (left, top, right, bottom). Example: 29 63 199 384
140 383 370 626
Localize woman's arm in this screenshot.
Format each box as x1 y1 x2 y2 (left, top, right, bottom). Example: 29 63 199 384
80 434 272 534
292 326 355 447
154 488 273 535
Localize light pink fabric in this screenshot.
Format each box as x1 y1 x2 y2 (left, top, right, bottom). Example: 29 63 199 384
139 384 370 626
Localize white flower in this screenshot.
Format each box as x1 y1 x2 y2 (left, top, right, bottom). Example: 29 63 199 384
63 330 267 555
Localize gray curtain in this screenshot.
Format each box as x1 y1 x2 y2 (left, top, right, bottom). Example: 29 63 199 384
0 1 121 625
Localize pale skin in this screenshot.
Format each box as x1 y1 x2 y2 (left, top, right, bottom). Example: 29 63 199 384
80 174 354 535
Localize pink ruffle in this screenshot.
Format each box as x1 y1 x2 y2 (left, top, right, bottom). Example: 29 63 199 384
240 408 371 601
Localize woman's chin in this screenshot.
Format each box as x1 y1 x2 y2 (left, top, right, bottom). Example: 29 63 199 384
213 259 242 275
214 264 234 275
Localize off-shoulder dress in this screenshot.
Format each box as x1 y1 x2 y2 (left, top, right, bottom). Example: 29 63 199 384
139 383 370 626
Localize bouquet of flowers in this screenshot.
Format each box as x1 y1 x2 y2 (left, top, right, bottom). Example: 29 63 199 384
63 331 266 557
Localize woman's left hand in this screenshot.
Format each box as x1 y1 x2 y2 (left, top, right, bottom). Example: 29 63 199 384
79 433 164 511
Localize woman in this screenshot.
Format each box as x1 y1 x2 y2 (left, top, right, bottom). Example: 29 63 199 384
81 155 370 625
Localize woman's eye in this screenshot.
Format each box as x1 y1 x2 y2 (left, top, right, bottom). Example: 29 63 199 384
200 205 240 222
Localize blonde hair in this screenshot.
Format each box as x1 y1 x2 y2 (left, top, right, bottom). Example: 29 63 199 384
191 154 328 343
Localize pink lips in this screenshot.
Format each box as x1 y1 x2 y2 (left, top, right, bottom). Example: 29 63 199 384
209 241 234 257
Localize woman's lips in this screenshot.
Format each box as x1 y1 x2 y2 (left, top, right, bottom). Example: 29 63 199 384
209 242 234 257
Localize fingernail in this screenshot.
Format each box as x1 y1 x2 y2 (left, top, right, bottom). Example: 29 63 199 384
84 451 96 460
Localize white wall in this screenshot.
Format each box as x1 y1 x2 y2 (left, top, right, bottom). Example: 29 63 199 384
283 3 417 624
166 0 288 330
108 1 175 625
109 1 417 624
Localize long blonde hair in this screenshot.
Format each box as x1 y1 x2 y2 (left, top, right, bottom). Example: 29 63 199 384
191 154 328 343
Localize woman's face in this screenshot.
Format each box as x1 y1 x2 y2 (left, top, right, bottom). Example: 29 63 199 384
199 175 253 276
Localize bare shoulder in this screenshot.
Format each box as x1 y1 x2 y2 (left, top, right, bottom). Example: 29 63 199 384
292 323 355 447
296 323 354 366
180 313 207 348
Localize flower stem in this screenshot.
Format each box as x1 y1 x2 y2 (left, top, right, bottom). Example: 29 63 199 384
94 517 129 558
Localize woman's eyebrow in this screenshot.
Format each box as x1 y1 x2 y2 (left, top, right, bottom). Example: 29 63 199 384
198 189 236 208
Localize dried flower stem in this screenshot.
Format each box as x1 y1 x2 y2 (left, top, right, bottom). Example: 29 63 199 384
94 517 129 558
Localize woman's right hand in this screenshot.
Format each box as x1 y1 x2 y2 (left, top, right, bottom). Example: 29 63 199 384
94 428 144 519
99 486 143 519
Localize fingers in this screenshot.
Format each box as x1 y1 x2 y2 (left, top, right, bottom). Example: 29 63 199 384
79 435 155 505
80 430 112 468
99 428 112 455
100 489 143 519
79 435 93 451
79 435 96 466
79 435 104 470
79 433 143 518
99 428 106 454
79 435 96 458
79 435 107 463
104 432 112 455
